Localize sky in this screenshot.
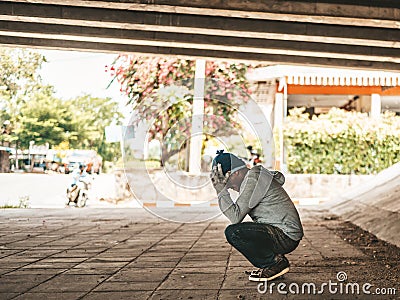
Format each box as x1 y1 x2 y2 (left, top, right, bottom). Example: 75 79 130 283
37 49 131 121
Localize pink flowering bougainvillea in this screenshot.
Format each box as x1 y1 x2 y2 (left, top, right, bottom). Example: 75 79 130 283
107 55 253 164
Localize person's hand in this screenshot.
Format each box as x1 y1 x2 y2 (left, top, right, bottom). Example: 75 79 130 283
210 164 231 193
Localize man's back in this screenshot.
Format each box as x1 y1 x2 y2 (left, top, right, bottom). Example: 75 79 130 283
246 166 303 241
219 165 303 241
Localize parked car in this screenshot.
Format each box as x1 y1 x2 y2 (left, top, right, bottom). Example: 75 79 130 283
63 150 102 174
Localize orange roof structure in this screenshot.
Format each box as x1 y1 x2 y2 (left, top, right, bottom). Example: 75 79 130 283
248 65 400 95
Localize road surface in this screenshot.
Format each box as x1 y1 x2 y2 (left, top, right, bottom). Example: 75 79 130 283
0 173 139 208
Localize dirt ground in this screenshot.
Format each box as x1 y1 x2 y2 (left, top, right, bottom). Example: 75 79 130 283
323 216 399 295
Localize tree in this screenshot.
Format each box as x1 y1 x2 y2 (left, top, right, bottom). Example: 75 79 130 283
0 47 122 167
65 95 123 161
0 47 46 169
0 47 45 97
108 56 253 164
16 92 122 162
18 86 73 148
0 47 46 139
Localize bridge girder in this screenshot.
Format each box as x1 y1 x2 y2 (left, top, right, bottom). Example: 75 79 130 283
1 0 400 70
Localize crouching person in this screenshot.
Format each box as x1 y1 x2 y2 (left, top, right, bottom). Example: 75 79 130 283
210 150 303 281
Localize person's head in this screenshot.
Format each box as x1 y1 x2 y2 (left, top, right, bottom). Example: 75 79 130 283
212 150 249 192
79 164 86 172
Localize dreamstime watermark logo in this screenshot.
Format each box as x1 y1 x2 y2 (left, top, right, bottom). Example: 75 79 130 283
122 78 275 223
257 271 397 296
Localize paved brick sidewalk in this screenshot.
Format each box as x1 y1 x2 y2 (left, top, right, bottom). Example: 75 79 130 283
0 208 398 299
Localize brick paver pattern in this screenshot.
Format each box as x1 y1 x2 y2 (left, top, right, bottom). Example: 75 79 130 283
0 208 397 299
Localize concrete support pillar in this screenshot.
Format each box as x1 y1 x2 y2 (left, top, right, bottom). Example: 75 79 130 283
143 132 149 160
275 77 288 171
188 59 205 174
371 93 381 118
274 92 284 170
0 150 10 173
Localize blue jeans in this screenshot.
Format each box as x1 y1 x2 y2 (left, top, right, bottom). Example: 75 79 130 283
225 222 299 268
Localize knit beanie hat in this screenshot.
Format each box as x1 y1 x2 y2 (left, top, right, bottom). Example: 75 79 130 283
212 150 247 175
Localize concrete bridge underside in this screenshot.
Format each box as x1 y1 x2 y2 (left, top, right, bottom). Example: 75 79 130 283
0 0 400 70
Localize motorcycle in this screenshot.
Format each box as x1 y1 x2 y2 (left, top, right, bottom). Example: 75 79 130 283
66 177 91 207
246 145 262 166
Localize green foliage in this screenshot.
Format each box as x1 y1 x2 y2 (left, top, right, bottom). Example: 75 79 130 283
0 47 122 163
18 86 72 148
65 95 123 161
0 47 46 145
284 108 400 174
0 47 45 99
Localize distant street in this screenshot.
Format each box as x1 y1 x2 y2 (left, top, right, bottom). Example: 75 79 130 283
0 173 139 208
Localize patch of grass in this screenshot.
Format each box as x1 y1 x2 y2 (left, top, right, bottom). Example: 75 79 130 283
0 204 20 209
0 196 30 209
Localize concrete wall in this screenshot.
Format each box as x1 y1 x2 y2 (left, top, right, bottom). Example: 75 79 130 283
114 169 372 204
324 162 400 247
284 174 373 200
114 169 217 206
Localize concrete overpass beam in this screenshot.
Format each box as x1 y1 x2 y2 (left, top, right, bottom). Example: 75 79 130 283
6 0 400 27
0 1 400 70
